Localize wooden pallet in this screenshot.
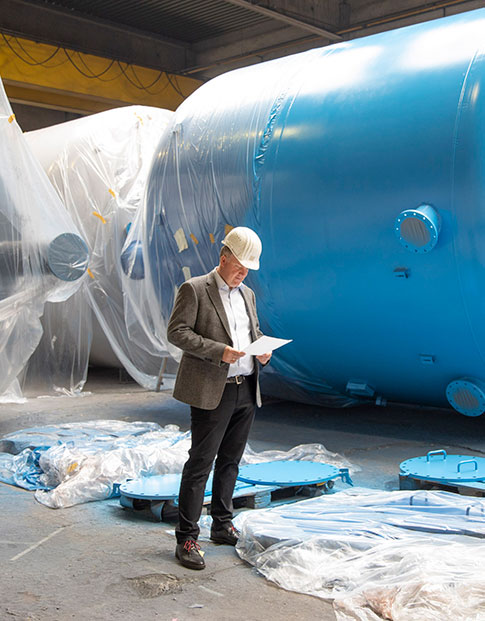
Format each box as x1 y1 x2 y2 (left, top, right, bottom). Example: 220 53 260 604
120 481 328 522
399 474 485 497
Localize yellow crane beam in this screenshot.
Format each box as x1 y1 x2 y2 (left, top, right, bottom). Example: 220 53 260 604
0 34 202 114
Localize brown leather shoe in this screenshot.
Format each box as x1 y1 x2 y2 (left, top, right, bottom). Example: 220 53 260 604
175 539 205 570
210 523 240 546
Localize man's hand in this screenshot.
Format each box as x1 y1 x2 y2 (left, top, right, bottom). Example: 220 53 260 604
256 352 272 365
222 346 246 364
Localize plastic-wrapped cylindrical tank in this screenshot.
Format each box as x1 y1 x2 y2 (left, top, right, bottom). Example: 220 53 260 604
24 106 173 394
145 8 485 415
0 77 88 399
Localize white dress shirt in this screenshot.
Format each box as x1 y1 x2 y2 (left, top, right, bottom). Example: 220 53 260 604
213 268 254 377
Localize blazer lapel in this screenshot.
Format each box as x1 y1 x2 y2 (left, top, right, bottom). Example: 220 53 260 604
206 272 232 342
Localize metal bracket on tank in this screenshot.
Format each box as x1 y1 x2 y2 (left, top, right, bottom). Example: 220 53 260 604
339 468 353 485
419 354 436 365
393 267 410 278
346 380 375 397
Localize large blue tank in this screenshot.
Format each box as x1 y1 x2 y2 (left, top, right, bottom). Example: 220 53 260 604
145 9 485 415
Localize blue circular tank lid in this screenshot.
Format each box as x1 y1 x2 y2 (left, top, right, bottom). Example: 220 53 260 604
120 473 182 499
237 460 340 486
394 204 440 253
119 473 251 500
47 233 89 281
446 378 485 416
400 450 485 482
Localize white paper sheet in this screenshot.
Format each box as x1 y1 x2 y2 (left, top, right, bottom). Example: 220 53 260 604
245 336 292 356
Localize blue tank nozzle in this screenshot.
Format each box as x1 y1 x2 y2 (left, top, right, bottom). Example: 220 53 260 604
120 240 145 280
47 233 89 281
446 377 485 416
395 204 441 253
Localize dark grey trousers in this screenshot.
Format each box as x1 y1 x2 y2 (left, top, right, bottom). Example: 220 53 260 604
175 376 256 543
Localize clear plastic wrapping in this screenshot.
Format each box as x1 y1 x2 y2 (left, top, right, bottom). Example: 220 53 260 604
0 420 190 506
0 420 354 509
23 105 174 395
0 76 88 397
236 488 485 620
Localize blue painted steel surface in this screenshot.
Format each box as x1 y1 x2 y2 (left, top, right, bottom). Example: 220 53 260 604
119 473 253 500
400 450 485 482
237 460 340 486
120 474 183 500
146 9 485 412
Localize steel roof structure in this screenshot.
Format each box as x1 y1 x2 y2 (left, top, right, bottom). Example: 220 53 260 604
0 0 479 81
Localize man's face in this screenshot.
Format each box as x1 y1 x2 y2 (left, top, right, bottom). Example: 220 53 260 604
218 253 249 288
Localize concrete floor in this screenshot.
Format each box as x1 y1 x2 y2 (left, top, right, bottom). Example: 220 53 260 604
2 370 485 621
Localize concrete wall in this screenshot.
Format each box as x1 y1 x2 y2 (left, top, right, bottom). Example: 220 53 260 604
11 102 82 132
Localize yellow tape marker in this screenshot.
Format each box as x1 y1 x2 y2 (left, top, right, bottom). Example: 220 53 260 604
92 211 106 224
8 114 15 123
224 224 234 236
67 462 78 474
209 233 215 244
134 113 144 125
190 233 199 245
108 188 116 199
87 268 95 279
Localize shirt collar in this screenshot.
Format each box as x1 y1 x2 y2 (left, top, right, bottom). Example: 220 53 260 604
213 267 243 292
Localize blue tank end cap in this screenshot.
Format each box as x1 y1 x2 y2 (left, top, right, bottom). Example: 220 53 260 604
120 473 182 500
395 204 441 253
446 377 485 416
400 450 485 481
237 460 341 486
120 240 145 280
47 233 89 281
119 472 249 501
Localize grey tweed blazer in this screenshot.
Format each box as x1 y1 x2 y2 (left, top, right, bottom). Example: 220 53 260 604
167 270 263 410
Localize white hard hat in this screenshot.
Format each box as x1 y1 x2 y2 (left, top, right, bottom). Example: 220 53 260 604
222 226 262 270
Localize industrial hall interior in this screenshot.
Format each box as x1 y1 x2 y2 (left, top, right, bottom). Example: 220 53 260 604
2 1 485 620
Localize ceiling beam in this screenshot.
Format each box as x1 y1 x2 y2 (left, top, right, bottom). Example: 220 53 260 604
222 0 341 41
190 0 479 79
0 0 192 72
186 34 321 77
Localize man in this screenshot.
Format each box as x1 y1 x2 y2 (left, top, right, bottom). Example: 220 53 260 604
167 226 271 570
